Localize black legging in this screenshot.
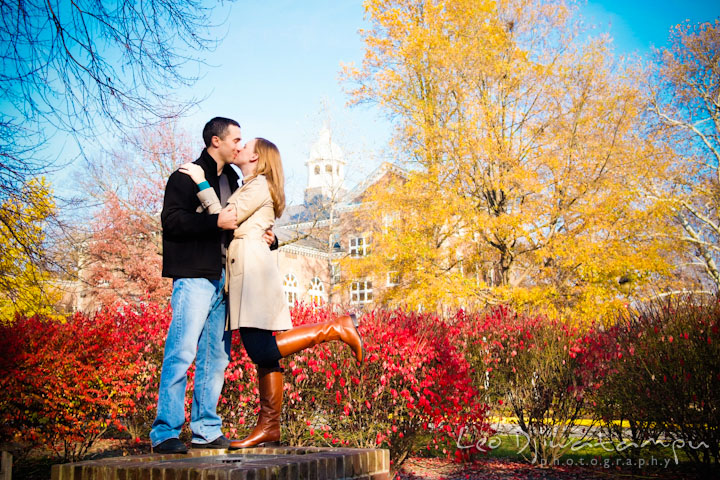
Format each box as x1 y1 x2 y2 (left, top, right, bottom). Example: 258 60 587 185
238 327 283 369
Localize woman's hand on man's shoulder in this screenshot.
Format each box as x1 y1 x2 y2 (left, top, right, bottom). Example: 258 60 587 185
178 162 206 184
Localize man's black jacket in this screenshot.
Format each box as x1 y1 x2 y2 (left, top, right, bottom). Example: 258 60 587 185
161 149 240 280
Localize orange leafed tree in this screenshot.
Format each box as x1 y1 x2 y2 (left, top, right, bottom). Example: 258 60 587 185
342 0 672 320
82 122 196 307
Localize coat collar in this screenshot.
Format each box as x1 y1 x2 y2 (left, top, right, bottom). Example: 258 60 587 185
197 148 221 179
238 174 262 190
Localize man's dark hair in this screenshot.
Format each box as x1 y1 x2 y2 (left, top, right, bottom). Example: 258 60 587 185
203 117 240 147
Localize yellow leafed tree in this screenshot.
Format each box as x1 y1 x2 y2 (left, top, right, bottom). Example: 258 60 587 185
0 177 60 323
341 166 482 312
342 0 673 321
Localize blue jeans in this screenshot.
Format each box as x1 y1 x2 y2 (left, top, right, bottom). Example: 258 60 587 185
150 272 231 446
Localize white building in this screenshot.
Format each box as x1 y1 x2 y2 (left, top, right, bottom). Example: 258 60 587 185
303 126 347 204
273 128 406 309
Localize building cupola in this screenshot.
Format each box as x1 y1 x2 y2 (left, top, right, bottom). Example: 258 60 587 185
304 126 346 203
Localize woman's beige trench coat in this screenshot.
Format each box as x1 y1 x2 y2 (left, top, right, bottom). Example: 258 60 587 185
197 175 292 331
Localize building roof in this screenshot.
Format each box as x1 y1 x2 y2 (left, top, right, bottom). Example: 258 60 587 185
276 225 344 259
275 161 408 255
344 162 408 204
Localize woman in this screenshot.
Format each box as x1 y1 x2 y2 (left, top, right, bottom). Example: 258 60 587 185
178 138 363 449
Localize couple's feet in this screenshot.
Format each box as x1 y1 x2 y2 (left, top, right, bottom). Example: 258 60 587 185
153 435 231 454
153 432 273 454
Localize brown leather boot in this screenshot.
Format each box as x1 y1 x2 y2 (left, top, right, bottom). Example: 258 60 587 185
229 367 283 449
275 314 363 363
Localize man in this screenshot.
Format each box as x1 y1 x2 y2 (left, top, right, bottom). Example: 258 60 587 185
151 117 275 453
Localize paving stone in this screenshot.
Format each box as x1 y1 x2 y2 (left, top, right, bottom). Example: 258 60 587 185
52 448 390 480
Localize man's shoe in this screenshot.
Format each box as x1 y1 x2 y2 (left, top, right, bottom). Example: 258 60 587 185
191 435 231 449
152 438 188 454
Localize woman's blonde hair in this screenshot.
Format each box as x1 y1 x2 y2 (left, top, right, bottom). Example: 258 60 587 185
248 137 285 218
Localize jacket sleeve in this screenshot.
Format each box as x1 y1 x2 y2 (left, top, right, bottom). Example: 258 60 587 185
161 171 220 236
197 188 222 214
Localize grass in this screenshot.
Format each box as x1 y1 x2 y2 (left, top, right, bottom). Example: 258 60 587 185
486 416 630 428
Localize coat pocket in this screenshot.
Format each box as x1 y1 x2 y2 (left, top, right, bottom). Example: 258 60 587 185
228 239 244 278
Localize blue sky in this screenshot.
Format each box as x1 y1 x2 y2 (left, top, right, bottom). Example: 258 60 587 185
583 0 720 53
59 0 720 204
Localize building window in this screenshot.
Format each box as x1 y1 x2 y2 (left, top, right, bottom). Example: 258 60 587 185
283 273 298 306
314 165 320 175
349 236 371 258
330 263 341 283
382 213 398 233
350 280 373 305
386 271 399 287
308 277 325 305
325 164 333 173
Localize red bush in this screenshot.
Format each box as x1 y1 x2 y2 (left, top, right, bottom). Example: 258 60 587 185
0 304 169 461
576 296 720 465
0 303 492 469
263 306 493 468
461 306 589 464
